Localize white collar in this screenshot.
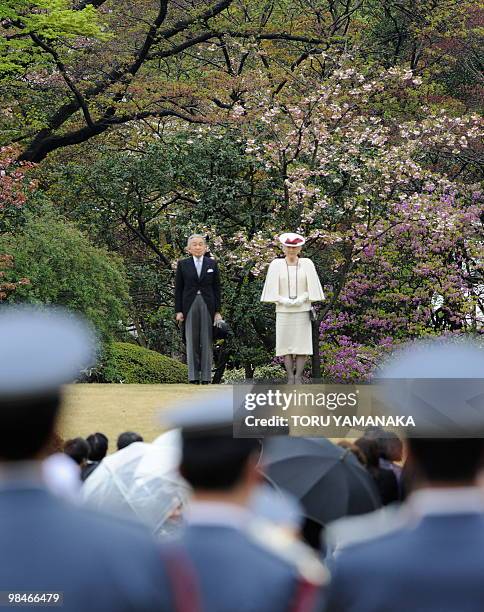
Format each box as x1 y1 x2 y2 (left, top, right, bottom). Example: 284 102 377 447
408 487 484 517
192 255 204 261
185 500 252 529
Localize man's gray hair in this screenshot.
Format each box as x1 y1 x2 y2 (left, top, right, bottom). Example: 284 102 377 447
186 234 207 248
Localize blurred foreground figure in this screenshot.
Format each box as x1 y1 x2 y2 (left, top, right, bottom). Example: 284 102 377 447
324 339 484 612
0 306 166 612
159 390 327 612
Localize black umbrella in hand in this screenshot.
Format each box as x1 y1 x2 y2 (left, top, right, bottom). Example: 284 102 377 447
261 437 381 525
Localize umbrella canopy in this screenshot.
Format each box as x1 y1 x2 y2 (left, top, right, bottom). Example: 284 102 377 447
81 429 190 536
261 437 381 525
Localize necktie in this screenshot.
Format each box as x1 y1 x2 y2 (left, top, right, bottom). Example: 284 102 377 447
196 257 202 277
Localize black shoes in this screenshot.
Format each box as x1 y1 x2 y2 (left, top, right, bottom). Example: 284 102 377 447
189 380 200 385
201 381 210 385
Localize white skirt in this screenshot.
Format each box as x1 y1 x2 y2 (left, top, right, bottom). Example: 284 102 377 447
276 311 313 356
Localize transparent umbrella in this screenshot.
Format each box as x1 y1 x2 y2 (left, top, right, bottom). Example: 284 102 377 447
81 429 190 536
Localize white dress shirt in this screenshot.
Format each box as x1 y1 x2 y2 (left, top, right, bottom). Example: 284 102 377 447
193 256 203 277
407 486 484 517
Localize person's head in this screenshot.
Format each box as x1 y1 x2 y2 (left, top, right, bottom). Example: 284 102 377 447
376 338 484 489
363 426 386 442
380 432 403 462
180 433 262 500
64 437 89 466
0 394 61 461
407 438 484 487
117 431 143 450
86 432 108 461
161 388 262 504
186 234 207 258
0 305 96 463
278 232 305 258
354 437 380 470
337 440 367 466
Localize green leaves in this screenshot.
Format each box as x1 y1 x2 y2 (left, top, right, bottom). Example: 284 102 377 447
0 0 109 76
0 207 130 341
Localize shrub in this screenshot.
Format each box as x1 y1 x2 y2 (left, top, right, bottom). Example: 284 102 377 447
101 342 188 383
223 364 286 383
0 209 129 341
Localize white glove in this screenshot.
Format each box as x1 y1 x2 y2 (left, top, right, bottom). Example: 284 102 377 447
277 296 296 306
292 292 309 306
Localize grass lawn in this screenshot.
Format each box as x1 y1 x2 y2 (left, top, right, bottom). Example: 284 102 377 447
57 384 226 447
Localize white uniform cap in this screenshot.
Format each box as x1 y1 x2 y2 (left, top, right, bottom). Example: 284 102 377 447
0 305 97 398
376 338 484 379
159 388 235 434
375 338 484 436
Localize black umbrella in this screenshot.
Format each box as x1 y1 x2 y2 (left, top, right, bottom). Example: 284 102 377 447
261 437 381 525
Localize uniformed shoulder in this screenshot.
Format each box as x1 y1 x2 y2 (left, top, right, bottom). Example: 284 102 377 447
245 519 328 587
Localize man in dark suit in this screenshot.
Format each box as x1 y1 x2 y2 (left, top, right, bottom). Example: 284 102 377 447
0 306 167 612
175 234 222 384
324 340 484 612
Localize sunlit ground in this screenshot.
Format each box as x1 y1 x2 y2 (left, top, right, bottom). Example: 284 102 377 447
57 384 226 447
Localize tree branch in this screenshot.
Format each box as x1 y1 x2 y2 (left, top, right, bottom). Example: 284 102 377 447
28 33 94 127
19 108 206 162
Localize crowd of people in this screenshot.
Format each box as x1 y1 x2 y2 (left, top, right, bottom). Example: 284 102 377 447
63 431 143 480
1 304 484 612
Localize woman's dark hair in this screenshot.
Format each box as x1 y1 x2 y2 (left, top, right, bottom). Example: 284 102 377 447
86 432 108 461
64 437 89 465
0 394 60 460
117 431 143 450
354 438 380 473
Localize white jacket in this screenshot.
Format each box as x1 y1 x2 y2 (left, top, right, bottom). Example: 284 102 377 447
260 258 325 312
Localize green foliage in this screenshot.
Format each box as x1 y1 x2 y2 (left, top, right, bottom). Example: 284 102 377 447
0 0 108 76
0 208 129 341
44 133 279 365
102 341 188 384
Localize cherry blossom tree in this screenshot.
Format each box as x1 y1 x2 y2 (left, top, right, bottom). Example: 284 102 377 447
222 59 483 379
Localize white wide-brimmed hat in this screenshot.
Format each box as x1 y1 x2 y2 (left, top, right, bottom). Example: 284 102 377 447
278 232 306 247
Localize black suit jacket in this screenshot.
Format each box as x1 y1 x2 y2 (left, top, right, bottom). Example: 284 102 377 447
175 256 221 321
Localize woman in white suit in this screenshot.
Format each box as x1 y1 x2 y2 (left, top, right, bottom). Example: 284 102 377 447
261 233 325 383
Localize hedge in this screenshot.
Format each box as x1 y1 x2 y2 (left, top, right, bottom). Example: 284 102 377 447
104 342 188 383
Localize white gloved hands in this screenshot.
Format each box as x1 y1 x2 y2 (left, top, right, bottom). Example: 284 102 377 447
292 292 309 306
277 296 297 306
277 292 309 307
